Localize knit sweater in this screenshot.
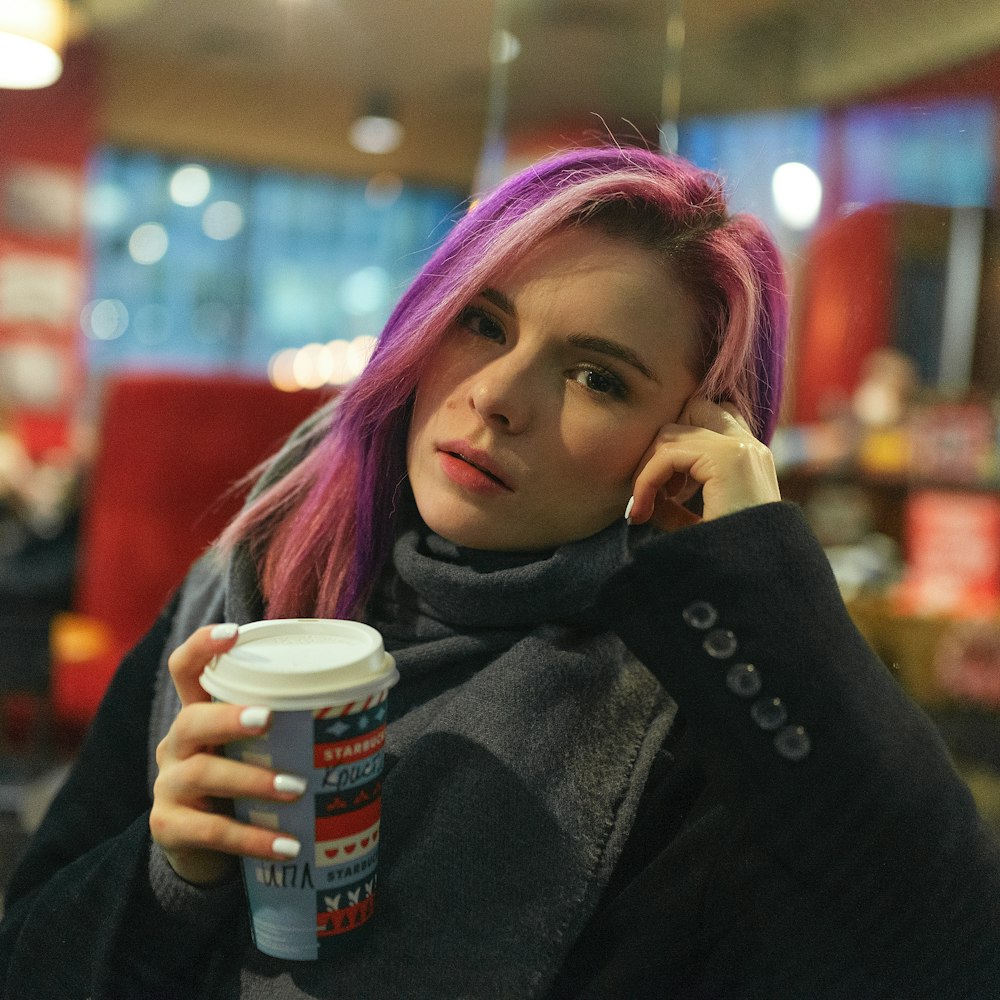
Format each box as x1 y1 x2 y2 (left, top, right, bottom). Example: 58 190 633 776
1 503 998 999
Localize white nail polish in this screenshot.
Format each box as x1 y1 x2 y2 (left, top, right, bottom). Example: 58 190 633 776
210 622 239 641
239 706 271 730
273 837 301 859
624 496 635 524
274 774 307 796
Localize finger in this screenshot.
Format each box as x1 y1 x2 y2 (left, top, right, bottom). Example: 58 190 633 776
658 471 702 505
718 401 755 435
628 445 700 525
168 623 241 706
156 751 307 805
158 701 273 762
681 397 752 437
150 802 302 863
678 397 726 432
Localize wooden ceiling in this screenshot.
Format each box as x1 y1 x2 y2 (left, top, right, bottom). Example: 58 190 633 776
70 0 1000 187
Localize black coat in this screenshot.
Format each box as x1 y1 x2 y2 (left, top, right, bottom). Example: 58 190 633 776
2 504 999 998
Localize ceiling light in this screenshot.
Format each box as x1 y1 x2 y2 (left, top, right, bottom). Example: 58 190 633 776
0 0 67 89
771 162 823 231
489 29 521 65
349 94 404 155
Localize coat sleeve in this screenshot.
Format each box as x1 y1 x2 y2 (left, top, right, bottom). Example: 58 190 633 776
603 502 1000 999
0 595 245 1000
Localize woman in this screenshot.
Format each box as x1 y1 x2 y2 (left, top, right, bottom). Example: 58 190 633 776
2 147 997 999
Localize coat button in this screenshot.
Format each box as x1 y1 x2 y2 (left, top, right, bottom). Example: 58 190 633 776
750 696 788 731
774 725 811 761
682 601 719 630
725 662 762 698
702 628 738 659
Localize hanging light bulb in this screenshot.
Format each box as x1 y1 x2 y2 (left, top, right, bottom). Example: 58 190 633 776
349 93 404 155
0 0 68 90
771 162 823 231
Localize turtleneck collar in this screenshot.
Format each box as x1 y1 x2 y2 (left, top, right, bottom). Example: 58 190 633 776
389 516 638 630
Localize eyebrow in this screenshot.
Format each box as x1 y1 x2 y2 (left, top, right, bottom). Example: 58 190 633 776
566 333 660 383
480 287 516 316
478 286 660 384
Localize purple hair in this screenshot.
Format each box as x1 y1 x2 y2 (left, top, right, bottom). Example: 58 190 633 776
219 145 788 619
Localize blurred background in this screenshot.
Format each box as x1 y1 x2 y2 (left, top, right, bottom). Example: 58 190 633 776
2 0 1000 895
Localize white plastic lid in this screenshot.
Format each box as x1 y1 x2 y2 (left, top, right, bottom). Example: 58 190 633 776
200 618 398 710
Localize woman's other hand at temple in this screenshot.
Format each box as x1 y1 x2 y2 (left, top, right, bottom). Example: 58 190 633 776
626 398 781 530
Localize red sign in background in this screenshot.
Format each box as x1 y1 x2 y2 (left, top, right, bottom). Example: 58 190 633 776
0 45 97 459
898 489 1000 619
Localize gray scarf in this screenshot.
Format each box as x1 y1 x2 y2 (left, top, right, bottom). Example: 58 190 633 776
149 440 675 1000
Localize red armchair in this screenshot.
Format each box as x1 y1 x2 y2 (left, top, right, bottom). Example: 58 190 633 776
50 372 331 734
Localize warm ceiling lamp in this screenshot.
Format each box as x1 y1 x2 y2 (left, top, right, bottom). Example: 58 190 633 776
349 94 404 155
0 0 68 89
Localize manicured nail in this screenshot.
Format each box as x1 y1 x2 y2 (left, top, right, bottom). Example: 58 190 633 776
210 622 239 641
273 774 307 796
273 837 301 859
624 496 635 524
239 706 271 730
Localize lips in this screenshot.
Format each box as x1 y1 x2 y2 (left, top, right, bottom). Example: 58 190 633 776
437 441 513 492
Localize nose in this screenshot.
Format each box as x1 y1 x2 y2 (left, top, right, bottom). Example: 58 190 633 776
469 353 534 434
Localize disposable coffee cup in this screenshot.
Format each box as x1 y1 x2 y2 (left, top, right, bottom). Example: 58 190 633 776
200 618 399 961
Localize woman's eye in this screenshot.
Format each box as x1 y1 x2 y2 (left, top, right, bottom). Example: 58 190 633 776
572 367 626 398
459 306 505 342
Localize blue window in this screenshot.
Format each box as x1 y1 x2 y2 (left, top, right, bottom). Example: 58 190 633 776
679 98 996 234
82 148 463 380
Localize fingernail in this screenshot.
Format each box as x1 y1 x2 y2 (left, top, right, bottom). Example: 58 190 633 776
624 496 635 524
273 774 307 796
273 837 301 859
239 706 271 730
210 623 239 641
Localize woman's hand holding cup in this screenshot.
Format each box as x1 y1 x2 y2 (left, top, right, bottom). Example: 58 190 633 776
150 624 306 887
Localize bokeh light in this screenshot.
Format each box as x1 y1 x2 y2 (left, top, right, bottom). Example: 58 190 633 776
771 162 823 230
341 266 390 315
202 200 244 240
169 164 212 207
346 335 378 377
292 342 329 389
489 29 521 65
268 348 299 392
81 299 129 340
84 183 129 229
267 334 379 391
128 222 169 265
365 171 404 208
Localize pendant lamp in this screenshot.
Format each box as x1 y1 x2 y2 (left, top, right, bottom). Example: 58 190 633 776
349 94 404 155
0 0 68 89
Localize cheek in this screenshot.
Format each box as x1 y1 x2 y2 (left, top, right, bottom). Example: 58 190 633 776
405 391 427 463
409 365 455 439
406 383 445 481
410 344 472 425
556 418 655 493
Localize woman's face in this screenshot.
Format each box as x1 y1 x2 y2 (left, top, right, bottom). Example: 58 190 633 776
406 226 701 550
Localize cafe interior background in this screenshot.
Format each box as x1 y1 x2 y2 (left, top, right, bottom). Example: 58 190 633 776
2 0 1000 899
